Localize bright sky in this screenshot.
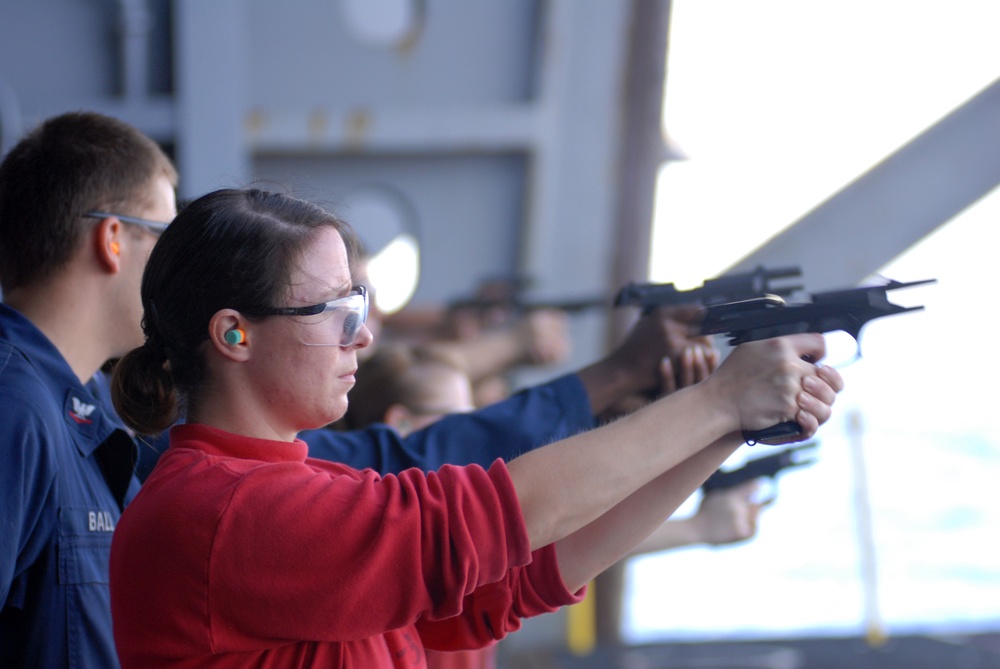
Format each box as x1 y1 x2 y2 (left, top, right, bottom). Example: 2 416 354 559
630 0 1000 642
650 0 999 290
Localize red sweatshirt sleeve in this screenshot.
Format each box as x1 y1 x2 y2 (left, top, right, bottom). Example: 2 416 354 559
205 458 531 651
415 544 587 651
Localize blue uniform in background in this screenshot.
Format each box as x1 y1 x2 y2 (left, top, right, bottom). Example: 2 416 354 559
301 372 595 472
0 304 140 669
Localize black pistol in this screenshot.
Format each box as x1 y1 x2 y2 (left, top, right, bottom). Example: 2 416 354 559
699 278 935 445
702 442 818 498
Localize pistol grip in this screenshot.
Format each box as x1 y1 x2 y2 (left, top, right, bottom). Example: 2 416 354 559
742 421 802 446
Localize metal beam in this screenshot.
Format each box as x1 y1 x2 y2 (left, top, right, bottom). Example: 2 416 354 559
595 2 672 645
173 0 252 198
246 104 541 154
608 0 673 344
18 97 175 145
729 76 1000 292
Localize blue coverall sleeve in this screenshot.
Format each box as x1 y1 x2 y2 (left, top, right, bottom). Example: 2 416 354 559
300 373 596 474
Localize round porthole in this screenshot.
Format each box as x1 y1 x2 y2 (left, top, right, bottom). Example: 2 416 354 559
338 0 424 49
340 185 420 315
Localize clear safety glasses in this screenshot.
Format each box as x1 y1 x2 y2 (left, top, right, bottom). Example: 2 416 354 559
84 211 170 236
251 285 369 347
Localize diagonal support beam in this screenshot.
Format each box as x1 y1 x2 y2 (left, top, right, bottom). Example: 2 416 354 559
729 76 1000 292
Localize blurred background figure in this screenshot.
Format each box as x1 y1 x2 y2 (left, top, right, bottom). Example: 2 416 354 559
365 270 575 408
340 342 475 434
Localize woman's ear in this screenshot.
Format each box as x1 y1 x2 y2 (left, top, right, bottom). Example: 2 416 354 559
208 309 251 361
383 404 415 436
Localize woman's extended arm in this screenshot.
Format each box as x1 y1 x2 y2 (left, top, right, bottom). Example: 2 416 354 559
551 362 840 591
506 335 842 558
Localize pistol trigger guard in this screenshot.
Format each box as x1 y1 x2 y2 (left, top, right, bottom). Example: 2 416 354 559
742 421 803 446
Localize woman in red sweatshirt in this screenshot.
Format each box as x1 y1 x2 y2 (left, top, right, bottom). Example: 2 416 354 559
109 188 842 668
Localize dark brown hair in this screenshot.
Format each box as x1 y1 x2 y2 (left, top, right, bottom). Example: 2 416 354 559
112 188 358 435
0 111 177 291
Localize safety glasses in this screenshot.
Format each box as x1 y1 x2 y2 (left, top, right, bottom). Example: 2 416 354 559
250 285 369 347
84 211 170 236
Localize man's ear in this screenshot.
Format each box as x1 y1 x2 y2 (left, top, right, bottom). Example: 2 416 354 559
92 215 123 273
208 309 251 361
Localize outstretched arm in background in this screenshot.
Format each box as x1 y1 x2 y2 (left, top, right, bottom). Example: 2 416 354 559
577 306 718 418
630 480 765 555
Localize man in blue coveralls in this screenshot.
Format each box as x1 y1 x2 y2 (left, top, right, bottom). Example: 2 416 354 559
0 111 712 668
0 112 179 668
